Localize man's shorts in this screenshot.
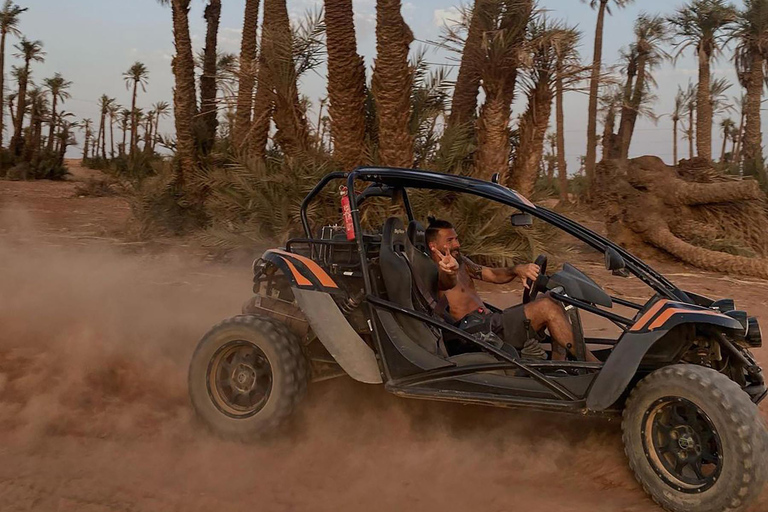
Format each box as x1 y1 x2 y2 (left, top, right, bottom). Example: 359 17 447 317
456 304 529 349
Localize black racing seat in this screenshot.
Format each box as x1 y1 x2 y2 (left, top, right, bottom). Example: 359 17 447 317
405 220 440 311
378 217 450 367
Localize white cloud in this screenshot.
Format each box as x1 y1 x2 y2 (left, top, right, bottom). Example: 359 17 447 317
433 7 462 29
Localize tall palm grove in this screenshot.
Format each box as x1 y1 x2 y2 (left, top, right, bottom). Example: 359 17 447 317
3 0 768 262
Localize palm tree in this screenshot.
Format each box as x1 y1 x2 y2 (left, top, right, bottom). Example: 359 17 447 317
509 18 581 197
10 38 44 156
683 80 697 159
151 101 170 152
583 0 633 193
163 0 199 183
264 0 312 157
97 95 114 159
720 117 735 161
24 86 47 162
709 77 733 118
447 0 490 130
43 73 72 153
200 0 221 153
372 0 416 168
730 0 768 180
0 1 25 148
554 26 583 202
616 13 670 160
80 117 93 162
122 61 149 155
119 108 130 156
668 0 737 161
325 0 367 170
475 0 534 180
107 101 121 158
732 93 746 165
232 0 259 149
671 85 687 165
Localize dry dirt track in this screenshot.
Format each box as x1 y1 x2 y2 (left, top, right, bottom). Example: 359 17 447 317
0 165 766 512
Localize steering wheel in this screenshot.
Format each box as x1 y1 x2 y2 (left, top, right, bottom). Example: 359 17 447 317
522 254 548 304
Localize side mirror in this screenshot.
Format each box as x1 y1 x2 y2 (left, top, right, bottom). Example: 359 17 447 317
510 213 533 227
605 247 626 272
491 172 500 184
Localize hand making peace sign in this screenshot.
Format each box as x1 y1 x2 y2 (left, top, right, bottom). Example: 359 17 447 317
431 245 459 276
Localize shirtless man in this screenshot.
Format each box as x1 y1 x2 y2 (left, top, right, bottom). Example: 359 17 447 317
426 217 598 362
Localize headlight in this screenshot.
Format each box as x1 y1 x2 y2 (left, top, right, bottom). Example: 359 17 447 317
725 310 748 335
712 298 735 312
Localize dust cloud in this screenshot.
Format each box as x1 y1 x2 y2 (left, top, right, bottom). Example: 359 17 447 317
0 208 764 511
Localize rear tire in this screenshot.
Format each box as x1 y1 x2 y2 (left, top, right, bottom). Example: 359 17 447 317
622 364 767 512
188 315 308 440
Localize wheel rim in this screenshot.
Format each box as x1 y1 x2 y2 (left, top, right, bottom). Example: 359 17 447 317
641 397 723 494
207 340 273 418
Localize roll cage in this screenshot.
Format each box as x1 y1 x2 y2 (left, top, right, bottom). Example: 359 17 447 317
300 166 688 304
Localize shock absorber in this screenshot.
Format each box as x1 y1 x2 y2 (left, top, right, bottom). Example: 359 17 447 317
340 290 365 315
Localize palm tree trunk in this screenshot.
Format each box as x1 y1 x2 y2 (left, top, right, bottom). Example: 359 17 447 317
0 31 5 149
743 51 764 179
100 111 107 159
121 125 127 157
325 0 367 170
448 0 489 130
8 96 14 132
673 118 678 166
170 0 198 186
601 104 615 162
696 47 712 161
152 113 160 152
720 127 728 162
249 40 274 159
82 129 89 163
585 0 608 193
11 63 29 156
734 108 745 167
555 72 567 203
508 82 554 198
476 1 533 180
688 108 694 159
109 115 115 158
619 55 647 160
267 0 310 157
232 0 259 150
130 82 138 155
200 0 221 154
46 95 57 153
372 0 414 168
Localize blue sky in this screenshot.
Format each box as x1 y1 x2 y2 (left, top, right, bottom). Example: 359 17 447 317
16 0 744 168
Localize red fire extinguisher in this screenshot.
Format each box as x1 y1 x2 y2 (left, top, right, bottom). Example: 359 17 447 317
340 185 355 240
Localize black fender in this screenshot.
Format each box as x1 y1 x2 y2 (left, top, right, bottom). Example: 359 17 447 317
260 249 342 294
586 299 742 411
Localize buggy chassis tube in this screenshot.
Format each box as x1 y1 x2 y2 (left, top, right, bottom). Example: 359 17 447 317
548 291 634 327
367 295 583 401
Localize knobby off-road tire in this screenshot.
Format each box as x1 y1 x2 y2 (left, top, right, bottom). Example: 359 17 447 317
188 315 309 440
622 364 768 512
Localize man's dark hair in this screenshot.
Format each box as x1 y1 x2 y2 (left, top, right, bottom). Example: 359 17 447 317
425 216 454 247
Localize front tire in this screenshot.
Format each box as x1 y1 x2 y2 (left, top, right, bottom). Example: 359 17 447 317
188 315 308 440
622 364 767 512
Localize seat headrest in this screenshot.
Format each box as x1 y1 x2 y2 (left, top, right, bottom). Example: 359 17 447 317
407 220 427 254
382 217 407 253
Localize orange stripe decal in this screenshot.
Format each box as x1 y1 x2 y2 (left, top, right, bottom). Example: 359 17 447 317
647 308 725 331
272 249 338 289
630 299 669 332
282 257 312 287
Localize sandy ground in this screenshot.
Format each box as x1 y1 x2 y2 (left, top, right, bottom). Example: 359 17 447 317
0 163 766 511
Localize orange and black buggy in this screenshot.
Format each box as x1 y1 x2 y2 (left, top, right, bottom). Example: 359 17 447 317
188 167 767 512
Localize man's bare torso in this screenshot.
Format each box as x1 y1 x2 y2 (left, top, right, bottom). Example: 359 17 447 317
439 257 485 321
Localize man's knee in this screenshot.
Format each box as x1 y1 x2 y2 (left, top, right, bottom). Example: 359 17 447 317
536 295 566 322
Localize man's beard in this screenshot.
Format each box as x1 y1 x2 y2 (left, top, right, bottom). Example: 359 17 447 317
451 248 462 260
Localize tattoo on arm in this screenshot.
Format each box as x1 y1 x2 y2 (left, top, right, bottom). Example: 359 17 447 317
462 255 484 280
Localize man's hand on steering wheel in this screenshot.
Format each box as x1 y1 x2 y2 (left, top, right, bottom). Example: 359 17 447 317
516 263 541 289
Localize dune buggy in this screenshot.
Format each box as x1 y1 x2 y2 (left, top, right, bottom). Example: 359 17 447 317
189 167 767 512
